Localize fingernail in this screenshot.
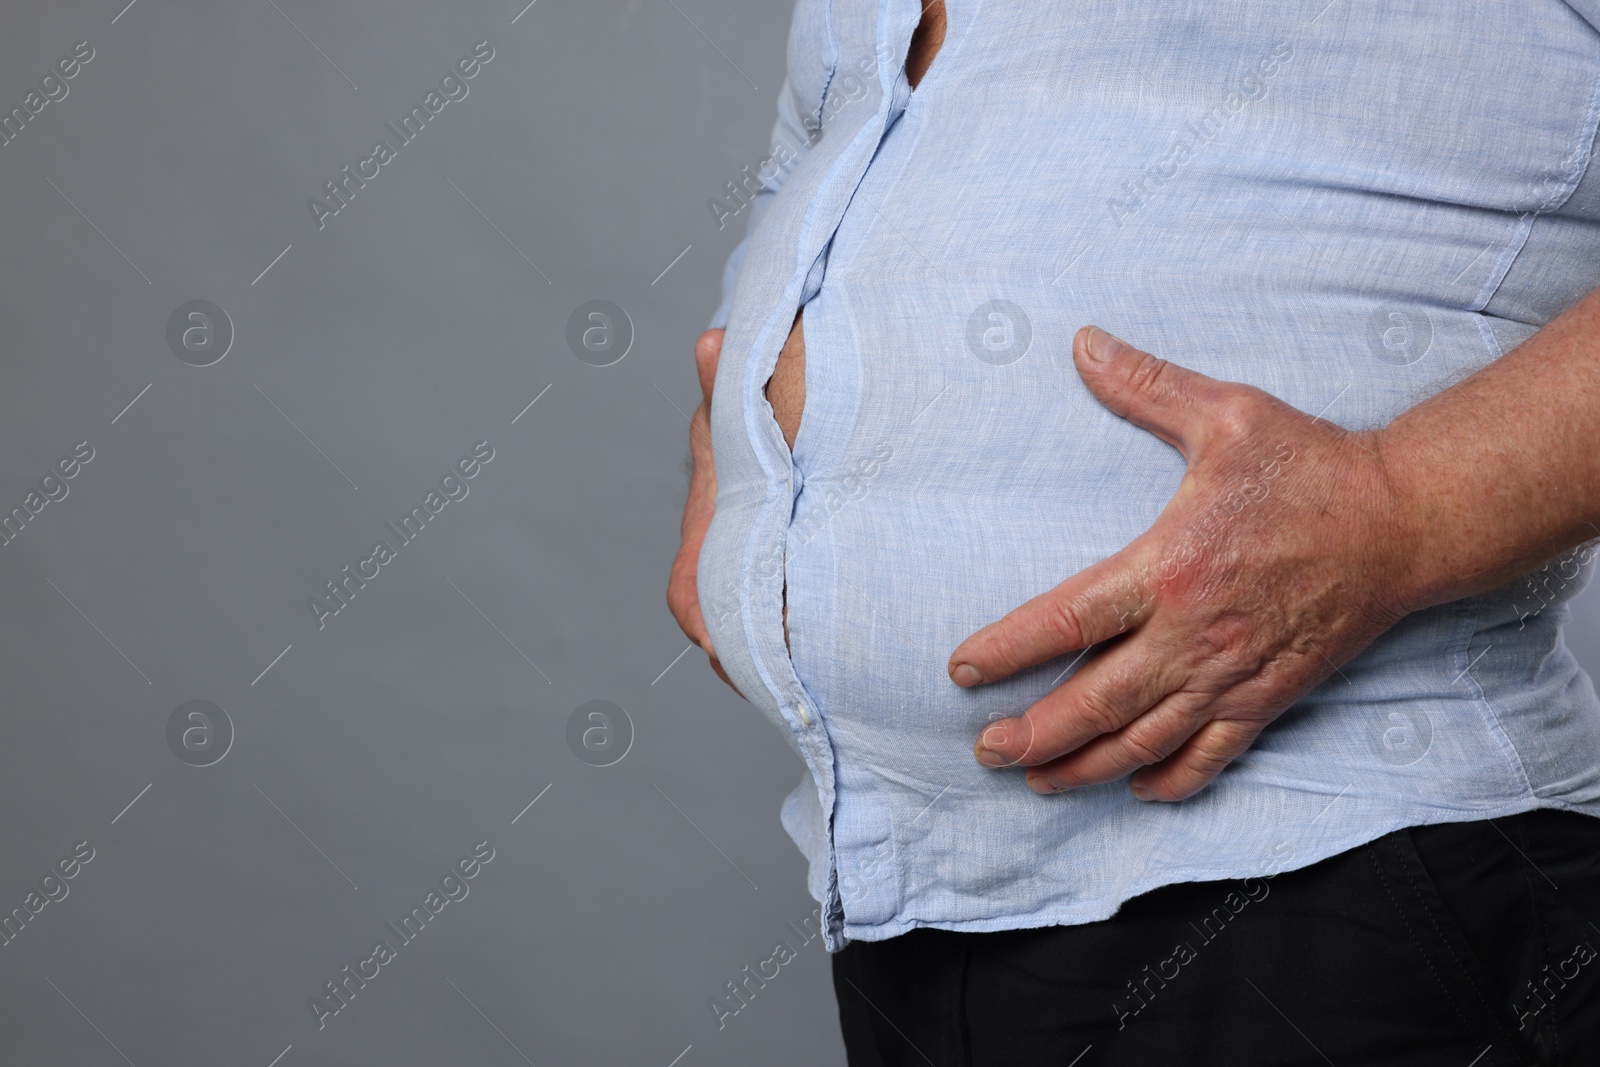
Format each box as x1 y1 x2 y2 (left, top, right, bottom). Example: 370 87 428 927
975 747 1010 768
951 663 983 687
1131 781 1153 802
1027 774 1059 795
981 724 1008 749
1085 326 1125 363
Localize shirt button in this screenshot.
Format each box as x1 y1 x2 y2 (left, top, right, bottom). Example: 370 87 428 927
793 703 812 727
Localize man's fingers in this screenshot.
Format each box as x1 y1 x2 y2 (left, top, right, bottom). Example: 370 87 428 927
1129 718 1262 801
1072 326 1233 457
707 653 742 697
688 330 724 465
675 327 741 703
668 331 725 680
973 635 1186 768
666 556 709 642
950 552 1152 687
1019 689 1214 793
695 328 724 404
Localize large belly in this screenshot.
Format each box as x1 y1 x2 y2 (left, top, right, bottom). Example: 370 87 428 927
776 183 1520 791
780 271 1141 782
692 0 1600 935
759 4 1597 758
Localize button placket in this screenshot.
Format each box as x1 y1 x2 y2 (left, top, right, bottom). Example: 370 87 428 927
744 1 918 948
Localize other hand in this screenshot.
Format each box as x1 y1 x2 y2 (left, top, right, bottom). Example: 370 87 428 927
667 328 741 695
950 326 1416 801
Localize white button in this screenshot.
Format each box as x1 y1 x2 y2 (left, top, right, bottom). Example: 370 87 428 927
793 703 812 727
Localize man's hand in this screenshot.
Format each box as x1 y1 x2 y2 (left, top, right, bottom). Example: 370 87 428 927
667 328 741 695
949 326 1418 802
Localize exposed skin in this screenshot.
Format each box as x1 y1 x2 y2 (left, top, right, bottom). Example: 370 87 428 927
668 2 1600 804
904 0 948 90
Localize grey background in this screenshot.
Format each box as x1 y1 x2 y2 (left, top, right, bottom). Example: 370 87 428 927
1 2 1597 1065
0 1 839 1064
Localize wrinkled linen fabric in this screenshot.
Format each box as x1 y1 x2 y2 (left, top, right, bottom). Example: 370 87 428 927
699 0 1600 951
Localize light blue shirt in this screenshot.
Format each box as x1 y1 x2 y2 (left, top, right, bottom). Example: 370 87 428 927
700 0 1600 951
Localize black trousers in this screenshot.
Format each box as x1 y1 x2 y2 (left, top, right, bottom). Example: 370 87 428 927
833 809 1600 1066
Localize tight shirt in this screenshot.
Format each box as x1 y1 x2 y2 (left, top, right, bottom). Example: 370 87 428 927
700 0 1600 950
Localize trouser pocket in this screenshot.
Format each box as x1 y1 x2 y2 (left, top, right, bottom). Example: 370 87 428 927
1406 810 1600 1065
1375 820 1544 1065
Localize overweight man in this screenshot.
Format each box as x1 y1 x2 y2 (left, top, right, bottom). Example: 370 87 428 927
669 1 1600 1062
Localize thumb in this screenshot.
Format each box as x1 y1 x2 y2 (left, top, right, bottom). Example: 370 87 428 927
1072 326 1224 457
695 329 725 403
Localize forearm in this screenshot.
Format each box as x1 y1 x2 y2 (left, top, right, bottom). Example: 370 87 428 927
1378 286 1600 612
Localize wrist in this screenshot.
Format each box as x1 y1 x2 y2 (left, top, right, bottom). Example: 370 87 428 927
1360 425 1440 616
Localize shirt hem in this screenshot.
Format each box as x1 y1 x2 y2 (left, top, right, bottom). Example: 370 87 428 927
825 797 1600 950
